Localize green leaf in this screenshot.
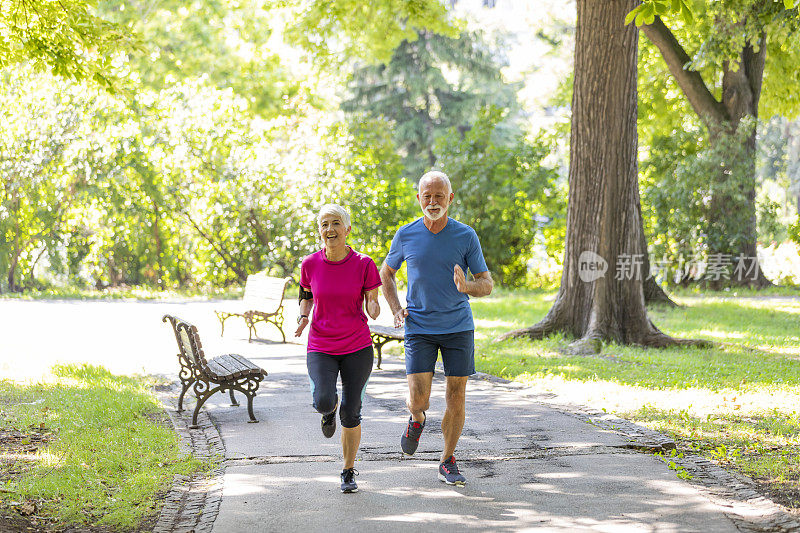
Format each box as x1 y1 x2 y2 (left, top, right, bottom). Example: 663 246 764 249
784 0 795 9
637 4 655 25
680 1 694 24
671 0 681 12
624 6 640 26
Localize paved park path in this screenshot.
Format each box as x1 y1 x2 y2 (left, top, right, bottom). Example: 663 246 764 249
1 299 797 532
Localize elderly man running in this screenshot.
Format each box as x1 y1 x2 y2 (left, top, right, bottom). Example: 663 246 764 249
380 170 493 486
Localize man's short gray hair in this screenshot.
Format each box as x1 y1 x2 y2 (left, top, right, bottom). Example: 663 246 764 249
419 171 452 194
317 203 351 228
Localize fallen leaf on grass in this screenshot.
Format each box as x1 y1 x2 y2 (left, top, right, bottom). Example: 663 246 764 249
17 501 36 516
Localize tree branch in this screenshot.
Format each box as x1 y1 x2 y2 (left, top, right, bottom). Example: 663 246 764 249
182 211 247 282
642 16 729 127
743 33 766 114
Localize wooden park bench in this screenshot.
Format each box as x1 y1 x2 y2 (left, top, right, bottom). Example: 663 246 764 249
163 314 268 429
369 324 405 369
215 274 292 343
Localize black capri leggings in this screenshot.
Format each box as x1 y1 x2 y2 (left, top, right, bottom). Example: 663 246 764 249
307 345 374 428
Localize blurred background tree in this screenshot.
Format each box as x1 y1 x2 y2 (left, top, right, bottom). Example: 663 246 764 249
342 29 521 179
1 0 798 294
635 0 800 287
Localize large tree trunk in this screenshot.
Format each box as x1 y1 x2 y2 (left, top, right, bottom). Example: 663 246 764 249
499 0 704 351
642 18 772 288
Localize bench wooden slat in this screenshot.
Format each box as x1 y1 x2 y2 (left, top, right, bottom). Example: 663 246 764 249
208 354 237 378
215 354 249 379
241 298 282 313
178 329 198 365
215 302 256 315
205 358 231 380
369 325 405 340
228 353 264 375
225 354 257 378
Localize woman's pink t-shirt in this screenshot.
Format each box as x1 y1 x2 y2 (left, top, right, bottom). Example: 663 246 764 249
300 247 382 355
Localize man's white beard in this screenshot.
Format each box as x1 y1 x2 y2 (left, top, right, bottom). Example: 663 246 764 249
423 205 445 221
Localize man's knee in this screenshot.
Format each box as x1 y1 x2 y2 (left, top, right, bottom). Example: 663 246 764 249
406 393 430 413
406 372 433 413
445 378 467 406
407 388 430 411
445 388 465 402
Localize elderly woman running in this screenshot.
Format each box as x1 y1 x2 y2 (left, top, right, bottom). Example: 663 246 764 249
295 203 381 493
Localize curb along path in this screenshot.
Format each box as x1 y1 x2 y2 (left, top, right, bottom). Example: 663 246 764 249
153 387 225 533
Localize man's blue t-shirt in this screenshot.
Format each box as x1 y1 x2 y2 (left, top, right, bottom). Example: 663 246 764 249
385 217 488 335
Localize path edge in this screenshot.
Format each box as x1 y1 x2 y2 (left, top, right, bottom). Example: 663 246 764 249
152 383 226 533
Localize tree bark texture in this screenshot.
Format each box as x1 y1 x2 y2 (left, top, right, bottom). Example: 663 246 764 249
499 0 704 350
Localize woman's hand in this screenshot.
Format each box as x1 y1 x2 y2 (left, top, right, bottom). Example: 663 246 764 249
364 287 380 320
295 316 309 337
296 297 313 337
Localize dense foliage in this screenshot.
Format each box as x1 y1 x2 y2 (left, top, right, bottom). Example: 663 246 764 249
0 67 419 291
0 0 134 89
436 107 564 286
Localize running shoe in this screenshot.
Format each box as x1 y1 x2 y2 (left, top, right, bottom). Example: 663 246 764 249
400 412 425 455
341 468 359 493
438 456 466 486
321 408 337 438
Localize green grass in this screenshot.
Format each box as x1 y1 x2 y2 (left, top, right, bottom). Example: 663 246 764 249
631 406 800 504
472 290 800 508
669 285 800 298
0 365 207 530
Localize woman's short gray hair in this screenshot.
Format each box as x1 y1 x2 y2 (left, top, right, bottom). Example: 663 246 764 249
419 170 452 193
317 203 351 228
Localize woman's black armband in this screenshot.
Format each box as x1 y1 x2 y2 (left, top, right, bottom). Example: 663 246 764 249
299 286 313 303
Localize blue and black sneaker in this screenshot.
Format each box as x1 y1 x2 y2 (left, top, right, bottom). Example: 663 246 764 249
341 468 358 493
438 456 466 486
321 410 336 438
400 412 425 455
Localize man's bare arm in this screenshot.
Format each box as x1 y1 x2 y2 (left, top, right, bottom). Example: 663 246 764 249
379 263 408 327
453 266 493 297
